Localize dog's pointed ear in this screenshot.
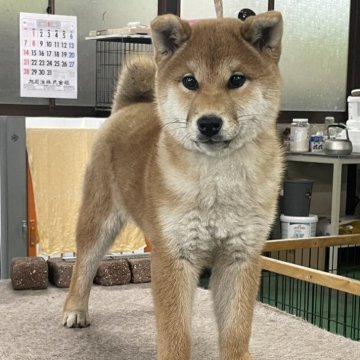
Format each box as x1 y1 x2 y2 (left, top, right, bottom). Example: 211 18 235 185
241 11 283 62
150 15 191 62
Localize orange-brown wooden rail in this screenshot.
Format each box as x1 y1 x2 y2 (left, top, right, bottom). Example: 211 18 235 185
27 154 38 256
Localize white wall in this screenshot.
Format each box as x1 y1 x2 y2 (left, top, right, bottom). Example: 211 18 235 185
26 117 104 129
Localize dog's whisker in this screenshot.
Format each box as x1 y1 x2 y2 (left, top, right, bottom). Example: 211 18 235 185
162 126 187 131
163 123 187 127
162 122 187 130
166 120 187 124
237 113 264 119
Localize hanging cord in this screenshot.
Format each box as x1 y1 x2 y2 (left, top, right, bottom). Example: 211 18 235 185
214 0 223 18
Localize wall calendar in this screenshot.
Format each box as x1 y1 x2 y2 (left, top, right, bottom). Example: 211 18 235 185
20 12 77 99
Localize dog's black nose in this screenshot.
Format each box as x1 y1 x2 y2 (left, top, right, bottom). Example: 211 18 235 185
197 116 223 137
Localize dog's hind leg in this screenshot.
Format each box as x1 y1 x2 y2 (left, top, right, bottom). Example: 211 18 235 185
63 160 125 328
210 255 262 360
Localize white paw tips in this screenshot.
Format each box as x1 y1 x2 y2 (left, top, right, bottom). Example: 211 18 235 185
62 311 90 328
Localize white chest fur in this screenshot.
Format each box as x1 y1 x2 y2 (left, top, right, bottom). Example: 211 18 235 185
157 147 276 266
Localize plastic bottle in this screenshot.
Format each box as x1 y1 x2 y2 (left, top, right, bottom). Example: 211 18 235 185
324 116 336 139
290 119 309 153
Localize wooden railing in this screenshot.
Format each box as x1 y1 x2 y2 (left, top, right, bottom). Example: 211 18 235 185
263 234 360 251
261 234 360 296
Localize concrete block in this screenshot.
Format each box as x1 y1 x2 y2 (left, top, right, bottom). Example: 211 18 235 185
10 257 48 290
94 259 131 286
47 258 74 288
127 256 151 283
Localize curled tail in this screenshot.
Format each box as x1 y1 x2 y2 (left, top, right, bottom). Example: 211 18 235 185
112 55 156 114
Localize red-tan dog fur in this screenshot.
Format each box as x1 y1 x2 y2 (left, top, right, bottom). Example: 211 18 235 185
63 11 284 360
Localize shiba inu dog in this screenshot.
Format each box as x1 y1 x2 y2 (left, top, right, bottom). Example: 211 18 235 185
63 11 284 360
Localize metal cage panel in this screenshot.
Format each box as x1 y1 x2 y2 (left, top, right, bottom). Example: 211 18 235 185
95 37 152 111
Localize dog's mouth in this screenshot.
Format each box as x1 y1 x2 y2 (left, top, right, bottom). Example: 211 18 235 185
196 136 232 148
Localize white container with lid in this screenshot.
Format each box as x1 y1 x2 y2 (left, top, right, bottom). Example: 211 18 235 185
280 214 318 239
346 119 360 130
290 118 309 153
347 129 360 152
348 95 360 120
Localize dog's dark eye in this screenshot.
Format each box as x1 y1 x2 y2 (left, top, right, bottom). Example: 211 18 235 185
182 75 198 90
228 74 246 89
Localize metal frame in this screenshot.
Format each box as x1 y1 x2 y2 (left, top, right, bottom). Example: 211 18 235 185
0 116 27 279
158 0 180 15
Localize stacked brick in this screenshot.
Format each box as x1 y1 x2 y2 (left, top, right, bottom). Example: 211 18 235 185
10 257 48 290
47 258 74 288
94 259 131 286
127 257 151 283
10 255 151 290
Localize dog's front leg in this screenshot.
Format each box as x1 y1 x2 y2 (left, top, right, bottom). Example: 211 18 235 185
211 254 262 360
151 249 200 360
63 160 124 328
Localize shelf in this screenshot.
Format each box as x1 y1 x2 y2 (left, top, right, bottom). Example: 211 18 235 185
286 152 360 164
285 153 360 270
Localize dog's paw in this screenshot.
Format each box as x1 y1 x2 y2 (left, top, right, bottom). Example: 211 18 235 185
62 310 90 328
